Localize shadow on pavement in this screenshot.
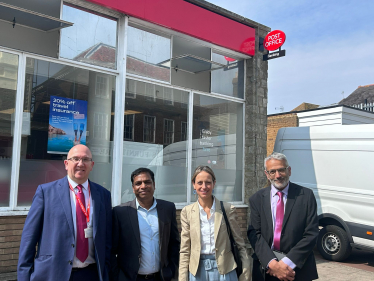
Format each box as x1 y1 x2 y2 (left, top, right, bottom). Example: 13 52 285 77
314 247 374 272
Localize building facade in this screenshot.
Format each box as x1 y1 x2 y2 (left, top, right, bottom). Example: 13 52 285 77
0 0 270 275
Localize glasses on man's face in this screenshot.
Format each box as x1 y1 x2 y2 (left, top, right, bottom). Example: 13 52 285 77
67 157 92 163
266 166 289 176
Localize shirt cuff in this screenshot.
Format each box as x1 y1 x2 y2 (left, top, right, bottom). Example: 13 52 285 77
266 258 277 269
281 257 296 269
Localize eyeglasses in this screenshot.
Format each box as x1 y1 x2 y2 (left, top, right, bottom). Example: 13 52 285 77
67 157 92 163
266 166 289 176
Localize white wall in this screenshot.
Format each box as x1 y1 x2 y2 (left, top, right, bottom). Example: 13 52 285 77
297 106 374 127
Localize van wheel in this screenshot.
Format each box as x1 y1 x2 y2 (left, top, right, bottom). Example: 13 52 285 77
317 225 352 261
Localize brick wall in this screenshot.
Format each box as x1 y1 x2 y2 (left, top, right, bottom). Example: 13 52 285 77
1 208 247 277
0 216 26 274
267 113 298 156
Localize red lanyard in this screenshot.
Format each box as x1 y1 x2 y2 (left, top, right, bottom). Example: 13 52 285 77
69 182 91 224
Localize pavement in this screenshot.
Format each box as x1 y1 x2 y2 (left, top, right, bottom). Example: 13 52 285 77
315 248 374 281
1 248 373 280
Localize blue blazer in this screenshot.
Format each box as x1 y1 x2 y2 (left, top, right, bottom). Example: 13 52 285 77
17 176 112 281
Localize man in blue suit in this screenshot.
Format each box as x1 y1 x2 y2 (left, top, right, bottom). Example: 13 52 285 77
18 144 112 281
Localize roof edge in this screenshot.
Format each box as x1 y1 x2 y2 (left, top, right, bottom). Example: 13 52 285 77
268 104 374 117
185 0 271 31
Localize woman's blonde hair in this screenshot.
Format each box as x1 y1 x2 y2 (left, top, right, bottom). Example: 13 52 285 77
191 165 216 183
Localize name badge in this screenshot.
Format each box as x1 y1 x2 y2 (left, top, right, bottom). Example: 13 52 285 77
84 226 93 238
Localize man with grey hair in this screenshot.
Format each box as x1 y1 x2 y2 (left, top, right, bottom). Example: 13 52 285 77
247 152 319 281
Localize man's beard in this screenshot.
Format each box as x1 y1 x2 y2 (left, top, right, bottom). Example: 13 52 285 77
269 174 290 189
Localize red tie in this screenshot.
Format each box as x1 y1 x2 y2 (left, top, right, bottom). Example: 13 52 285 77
273 191 284 251
76 184 88 262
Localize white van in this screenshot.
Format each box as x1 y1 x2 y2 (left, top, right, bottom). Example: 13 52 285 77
274 124 374 261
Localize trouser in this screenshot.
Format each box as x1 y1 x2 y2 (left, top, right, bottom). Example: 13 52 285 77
69 263 100 281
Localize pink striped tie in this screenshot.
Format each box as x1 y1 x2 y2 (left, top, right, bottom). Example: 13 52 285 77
273 191 284 251
76 184 88 262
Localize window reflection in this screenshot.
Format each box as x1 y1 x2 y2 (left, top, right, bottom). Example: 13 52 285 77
0 51 18 207
127 26 171 82
122 79 189 203
211 53 244 98
60 4 117 69
192 93 243 201
17 58 116 206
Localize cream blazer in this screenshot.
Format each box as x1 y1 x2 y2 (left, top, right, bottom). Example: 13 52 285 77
179 198 250 281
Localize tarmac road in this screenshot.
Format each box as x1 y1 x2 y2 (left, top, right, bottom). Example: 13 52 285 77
315 248 374 280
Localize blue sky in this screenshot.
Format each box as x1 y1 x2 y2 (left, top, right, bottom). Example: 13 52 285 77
209 0 374 114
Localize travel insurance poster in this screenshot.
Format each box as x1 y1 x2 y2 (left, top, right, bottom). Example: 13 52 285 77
47 96 88 154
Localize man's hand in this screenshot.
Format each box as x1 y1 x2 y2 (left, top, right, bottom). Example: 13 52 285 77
267 260 295 281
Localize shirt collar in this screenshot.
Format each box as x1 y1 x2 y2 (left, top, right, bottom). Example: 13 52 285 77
67 175 88 190
136 197 157 211
271 182 290 197
198 196 216 215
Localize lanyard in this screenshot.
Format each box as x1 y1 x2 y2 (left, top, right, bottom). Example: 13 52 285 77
69 182 91 224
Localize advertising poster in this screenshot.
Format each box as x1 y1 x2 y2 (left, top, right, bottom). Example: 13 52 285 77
47 96 88 154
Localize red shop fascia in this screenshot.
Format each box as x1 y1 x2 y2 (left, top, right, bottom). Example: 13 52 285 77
86 0 256 56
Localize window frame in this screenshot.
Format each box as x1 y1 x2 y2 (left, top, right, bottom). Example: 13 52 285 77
163 118 175 145
143 115 156 143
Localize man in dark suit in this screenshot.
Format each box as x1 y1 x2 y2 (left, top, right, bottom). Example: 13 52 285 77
247 152 319 281
18 144 112 281
110 167 180 281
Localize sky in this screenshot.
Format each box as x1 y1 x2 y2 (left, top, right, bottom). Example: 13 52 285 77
210 0 374 114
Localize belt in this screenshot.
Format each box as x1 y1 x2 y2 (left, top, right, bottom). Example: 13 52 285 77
137 272 160 280
72 263 97 272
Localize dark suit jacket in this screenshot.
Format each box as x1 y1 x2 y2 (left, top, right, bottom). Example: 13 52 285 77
17 176 112 281
247 182 319 281
110 198 180 281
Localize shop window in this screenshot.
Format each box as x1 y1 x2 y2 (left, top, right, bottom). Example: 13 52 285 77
171 36 211 93
192 93 243 202
163 88 173 105
124 114 135 141
17 58 116 206
143 115 156 143
94 113 109 140
127 26 171 82
125 79 136 99
0 51 18 207
181 121 188 141
163 119 174 145
211 52 244 99
95 75 110 99
60 4 117 69
122 79 189 203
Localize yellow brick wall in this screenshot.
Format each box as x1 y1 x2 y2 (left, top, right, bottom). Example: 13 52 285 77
0 216 26 273
1 208 248 275
267 113 298 156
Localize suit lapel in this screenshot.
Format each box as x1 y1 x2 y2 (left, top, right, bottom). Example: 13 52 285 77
282 183 298 229
214 198 222 244
156 200 165 252
191 202 201 249
129 199 141 249
57 177 74 238
262 187 273 239
89 180 102 238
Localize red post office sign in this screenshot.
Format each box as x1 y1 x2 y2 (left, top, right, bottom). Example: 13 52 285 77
264 30 286 51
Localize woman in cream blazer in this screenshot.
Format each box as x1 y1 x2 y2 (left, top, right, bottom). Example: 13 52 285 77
179 166 250 281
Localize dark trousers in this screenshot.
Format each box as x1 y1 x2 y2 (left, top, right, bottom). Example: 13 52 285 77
136 272 161 281
69 263 100 281
252 259 312 281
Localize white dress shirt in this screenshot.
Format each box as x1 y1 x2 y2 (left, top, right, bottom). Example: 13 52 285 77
136 198 160 274
67 176 95 268
198 198 216 255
